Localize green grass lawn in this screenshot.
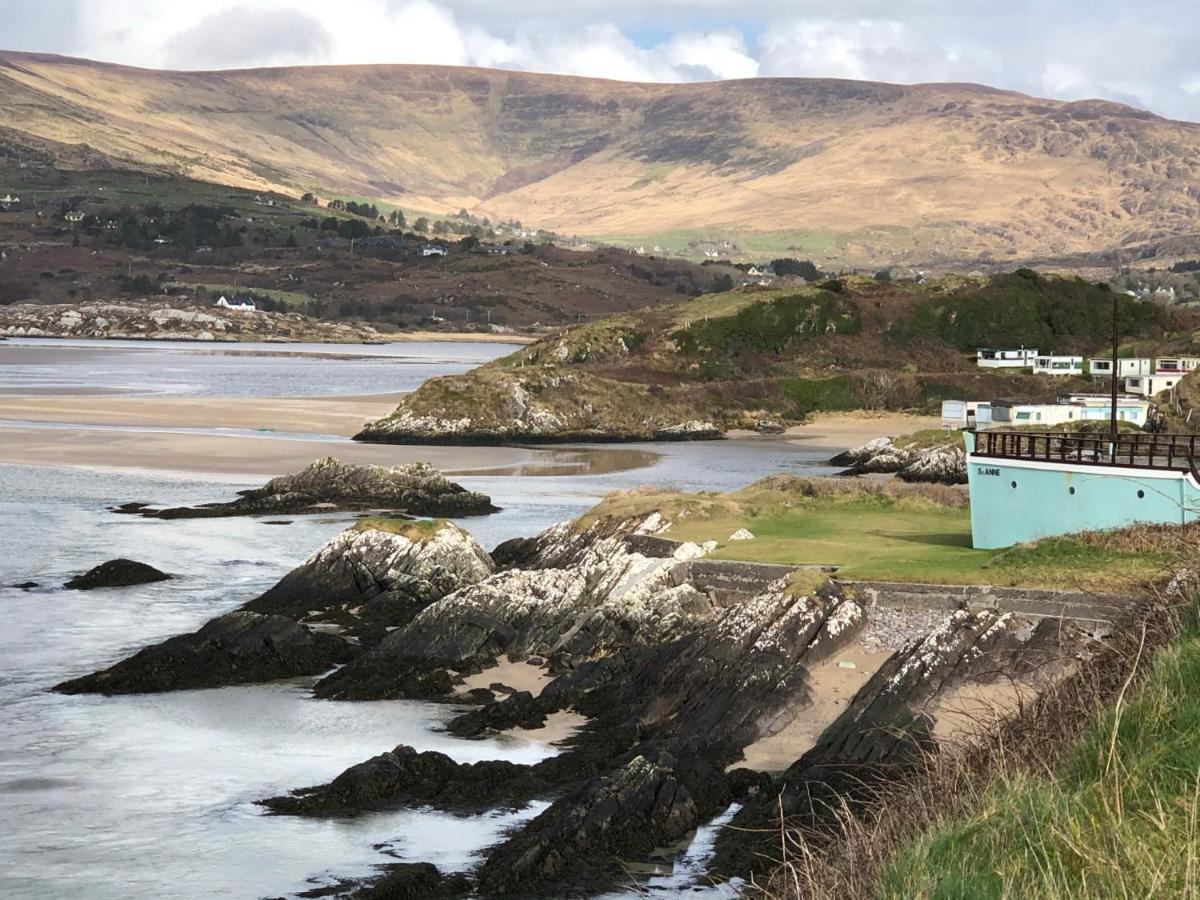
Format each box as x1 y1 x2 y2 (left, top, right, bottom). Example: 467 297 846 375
875 600 1200 899
590 479 1169 591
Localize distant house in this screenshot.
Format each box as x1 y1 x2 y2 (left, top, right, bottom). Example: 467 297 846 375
421 243 447 257
196 245 213 254
703 249 720 259
976 348 1037 369
1088 357 1152 378
0 193 20 211
215 295 256 311
1032 355 1084 376
64 210 85 223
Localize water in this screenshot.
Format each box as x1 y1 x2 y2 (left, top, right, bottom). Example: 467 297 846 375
0 337 520 397
0 340 840 898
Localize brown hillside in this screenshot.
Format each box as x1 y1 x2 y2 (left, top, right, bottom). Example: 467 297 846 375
2 51 1199 266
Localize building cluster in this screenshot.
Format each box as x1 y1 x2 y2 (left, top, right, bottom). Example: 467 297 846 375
975 348 1198 397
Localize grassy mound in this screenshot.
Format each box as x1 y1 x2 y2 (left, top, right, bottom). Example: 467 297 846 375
577 475 1170 590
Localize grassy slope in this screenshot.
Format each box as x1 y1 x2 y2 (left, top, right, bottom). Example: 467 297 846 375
877 603 1200 899
4 52 1200 265
584 479 1169 590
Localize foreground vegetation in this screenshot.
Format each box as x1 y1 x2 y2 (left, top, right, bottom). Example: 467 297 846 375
584 476 1173 590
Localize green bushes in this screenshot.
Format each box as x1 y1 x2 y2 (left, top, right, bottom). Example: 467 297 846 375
779 375 859 416
673 293 861 360
909 270 1168 353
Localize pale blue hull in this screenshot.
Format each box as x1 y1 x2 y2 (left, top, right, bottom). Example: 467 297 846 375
964 432 1200 549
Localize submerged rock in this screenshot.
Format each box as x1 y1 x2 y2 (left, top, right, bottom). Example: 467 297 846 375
64 559 171 590
117 457 498 519
348 863 471 900
54 611 355 695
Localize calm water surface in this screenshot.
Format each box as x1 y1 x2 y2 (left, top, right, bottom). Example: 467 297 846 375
0 339 834 898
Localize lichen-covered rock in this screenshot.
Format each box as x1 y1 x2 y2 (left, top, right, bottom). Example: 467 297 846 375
897 443 967 484
247 521 495 643
313 519 714 700
64 558 171 590
53 611 355 695
118 457 498 519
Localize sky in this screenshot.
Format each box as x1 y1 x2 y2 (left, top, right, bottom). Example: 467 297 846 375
3 0 1199 121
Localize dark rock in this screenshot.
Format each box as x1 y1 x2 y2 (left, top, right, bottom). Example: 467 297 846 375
465 687 495 704
489 682 515 694
64 559 170 590
260 744 548 815
445 690 549 738
349 863 470 900
116 457 499 519
12 581 39 590
263 520 293 525
474 755 699 896
54 611 355 695
525 656 545 667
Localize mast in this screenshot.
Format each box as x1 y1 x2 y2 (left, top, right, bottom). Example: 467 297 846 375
1111 254 1121 458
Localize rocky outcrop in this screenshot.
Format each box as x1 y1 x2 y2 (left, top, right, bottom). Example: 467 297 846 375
59 520 492 693
247 520 495 644
711 608 1081 877
474 755 699 895
116 457 498 519
354 369 723 445
64 558 171 590
348 863 471 900
54 611 355 694
0 301 383 343
313 516 716 700
832 435 967 484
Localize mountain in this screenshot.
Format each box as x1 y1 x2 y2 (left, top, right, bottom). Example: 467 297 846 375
3 51 1200 266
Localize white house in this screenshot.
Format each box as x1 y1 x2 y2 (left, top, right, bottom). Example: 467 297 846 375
941 400 992 430
0 193 19 210
1032 355 1084 376
976 348 1038 369
64 210 85 223
421 243 447 257
1087 357 1152 378
1154 357 1200 375
1124 374 1182 397
215 295 256 311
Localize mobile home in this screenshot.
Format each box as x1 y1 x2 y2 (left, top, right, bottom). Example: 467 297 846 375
1087 357 1152 378
976 348 1037 369
1154 358 1200 374
1032 355 1084 376
940 400 992 430
1125 374 1182 397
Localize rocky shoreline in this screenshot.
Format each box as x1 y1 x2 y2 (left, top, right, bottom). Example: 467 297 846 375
54 485 1095 897
0 301 384 343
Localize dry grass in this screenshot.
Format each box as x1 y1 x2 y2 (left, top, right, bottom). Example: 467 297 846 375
748 578 1198 900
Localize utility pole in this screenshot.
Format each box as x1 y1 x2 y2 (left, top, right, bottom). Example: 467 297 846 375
1110 258 1120 459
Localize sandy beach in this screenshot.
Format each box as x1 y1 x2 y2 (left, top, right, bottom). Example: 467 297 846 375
784 411 941 450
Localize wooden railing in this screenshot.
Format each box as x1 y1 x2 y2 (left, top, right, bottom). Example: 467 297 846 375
972 430 1200 474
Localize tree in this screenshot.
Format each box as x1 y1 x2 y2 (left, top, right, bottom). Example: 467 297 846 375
432 220 449 235
337 218 371 240
327 198 346 211
414 217 429 233
285 233 298 248
460 235 479 251
300 192 317 204
771 258 821 280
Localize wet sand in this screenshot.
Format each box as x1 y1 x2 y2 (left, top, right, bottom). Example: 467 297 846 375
0 393 404 437
457 661 588 746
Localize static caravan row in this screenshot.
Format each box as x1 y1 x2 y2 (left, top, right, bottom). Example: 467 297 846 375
1087 357 1152 377
1032 355 1084 376
943 396 1152 430
940 400 992 430
1124 374 1183 397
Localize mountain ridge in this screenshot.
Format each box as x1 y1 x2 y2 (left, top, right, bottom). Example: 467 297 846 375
2 50 1199 266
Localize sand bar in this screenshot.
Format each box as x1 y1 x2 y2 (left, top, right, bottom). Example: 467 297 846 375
0 393 403 437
